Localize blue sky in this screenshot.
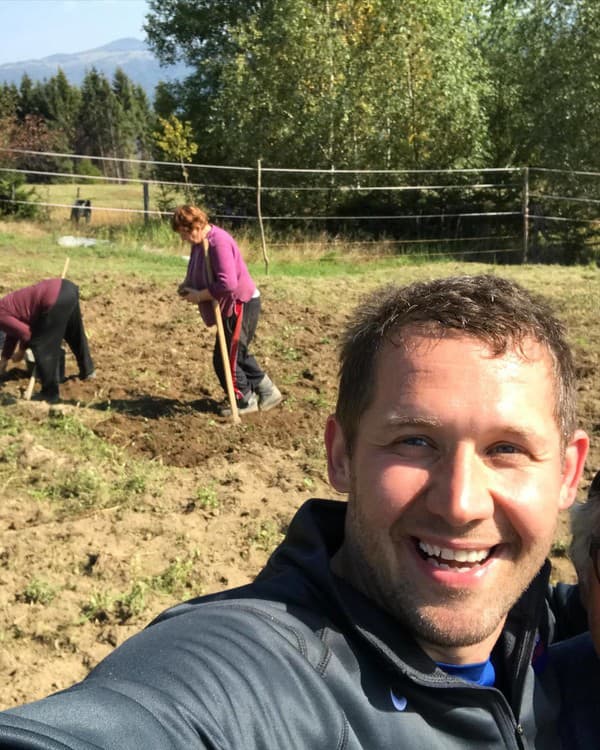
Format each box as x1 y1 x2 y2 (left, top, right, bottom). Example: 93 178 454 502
0 0 149 64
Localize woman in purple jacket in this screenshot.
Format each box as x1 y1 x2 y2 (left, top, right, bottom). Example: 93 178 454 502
0 278 95 403
172 205 282 416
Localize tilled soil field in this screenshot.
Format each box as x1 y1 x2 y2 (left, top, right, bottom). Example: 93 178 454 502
0 255 598 708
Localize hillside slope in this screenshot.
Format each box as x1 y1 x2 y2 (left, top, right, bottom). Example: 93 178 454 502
0 37 191 96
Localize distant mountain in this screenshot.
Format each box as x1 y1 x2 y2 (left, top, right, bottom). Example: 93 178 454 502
0 38 192 98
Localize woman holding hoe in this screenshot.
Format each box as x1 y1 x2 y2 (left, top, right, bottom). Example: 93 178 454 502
172 205 282 416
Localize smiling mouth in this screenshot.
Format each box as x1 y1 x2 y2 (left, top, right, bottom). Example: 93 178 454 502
417 540 495 571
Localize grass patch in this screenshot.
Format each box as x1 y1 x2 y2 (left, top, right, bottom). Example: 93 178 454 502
0 412 20 436
37 183 188 226
30 466 110 515
0 217 480 288
80 591 114 623
44 412 114 460
251 520 285 552
248 252 448 278
18 579 58 606
195 484 219 511
0 224 186 287
0 410 164 519
28 461 159 519
149 558 196 596
113 581 148 623
119 473 147 496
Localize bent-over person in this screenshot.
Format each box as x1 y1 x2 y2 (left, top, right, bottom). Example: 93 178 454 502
0 278 95 403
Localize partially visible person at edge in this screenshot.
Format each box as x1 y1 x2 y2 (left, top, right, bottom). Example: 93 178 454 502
0 274 590 749
172 204 282 416
548 469 600 749
0 277 95 403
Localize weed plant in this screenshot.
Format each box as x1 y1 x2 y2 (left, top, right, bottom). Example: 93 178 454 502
252 520 285 552
195 484 219 511
19 579 57 606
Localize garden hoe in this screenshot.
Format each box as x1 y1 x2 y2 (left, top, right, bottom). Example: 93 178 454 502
203 239 240 424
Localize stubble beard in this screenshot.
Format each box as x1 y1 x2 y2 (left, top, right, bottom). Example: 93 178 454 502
341 488 553 651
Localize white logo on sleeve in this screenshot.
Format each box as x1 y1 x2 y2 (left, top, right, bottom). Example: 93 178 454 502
390 689 408 712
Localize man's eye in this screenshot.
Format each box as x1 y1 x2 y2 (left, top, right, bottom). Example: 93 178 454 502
491 443 521 455
401 436 430 447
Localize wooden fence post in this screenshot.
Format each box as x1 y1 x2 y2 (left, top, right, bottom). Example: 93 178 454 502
522 166 529 264
143 181 150 225
257 159 269 275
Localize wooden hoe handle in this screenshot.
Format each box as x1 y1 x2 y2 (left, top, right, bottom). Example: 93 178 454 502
203 240 240 423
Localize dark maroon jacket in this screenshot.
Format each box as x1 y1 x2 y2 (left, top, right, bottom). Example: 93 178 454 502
0 278 61 359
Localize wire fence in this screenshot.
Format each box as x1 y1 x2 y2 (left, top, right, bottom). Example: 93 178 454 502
0 147 598 262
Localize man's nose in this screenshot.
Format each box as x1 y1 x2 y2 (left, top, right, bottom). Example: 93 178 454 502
426 446 494 527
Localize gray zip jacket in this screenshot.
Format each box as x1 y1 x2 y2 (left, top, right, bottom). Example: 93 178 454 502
0 499 576 749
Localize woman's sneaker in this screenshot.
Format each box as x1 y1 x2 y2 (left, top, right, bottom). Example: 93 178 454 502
219 392 259 417
256 375 283 412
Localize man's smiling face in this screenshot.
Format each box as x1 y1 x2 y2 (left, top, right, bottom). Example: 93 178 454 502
327 330 587 664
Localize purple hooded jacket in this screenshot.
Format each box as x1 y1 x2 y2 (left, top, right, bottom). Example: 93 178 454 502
183 225 256 327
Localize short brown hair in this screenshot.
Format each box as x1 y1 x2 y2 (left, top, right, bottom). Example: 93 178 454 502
335 274 577 453
171 205 209 232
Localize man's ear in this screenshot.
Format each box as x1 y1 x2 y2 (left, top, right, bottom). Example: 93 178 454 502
559 429 589 510
324 415 351 493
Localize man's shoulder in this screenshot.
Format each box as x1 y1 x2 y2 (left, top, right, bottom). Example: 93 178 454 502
545 581 588 641
0 596 348 750
83 498 349 698
148 591 332 659
551 631 599 672
550 632 600 711
94 531 345 687
550 633 600 750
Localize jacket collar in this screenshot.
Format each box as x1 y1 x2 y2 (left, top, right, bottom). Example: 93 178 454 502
261 498 551 686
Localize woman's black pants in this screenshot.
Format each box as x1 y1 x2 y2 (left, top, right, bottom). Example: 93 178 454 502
29 279 94 399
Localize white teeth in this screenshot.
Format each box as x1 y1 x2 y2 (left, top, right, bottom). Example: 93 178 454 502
431 560 473 573
418 541 490 564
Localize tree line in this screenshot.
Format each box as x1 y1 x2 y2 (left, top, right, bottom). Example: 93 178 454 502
0 68 154 181
3 1 598 175
143 0 599 261
0 67 193 218
143 0 600 174
0 0 598 262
